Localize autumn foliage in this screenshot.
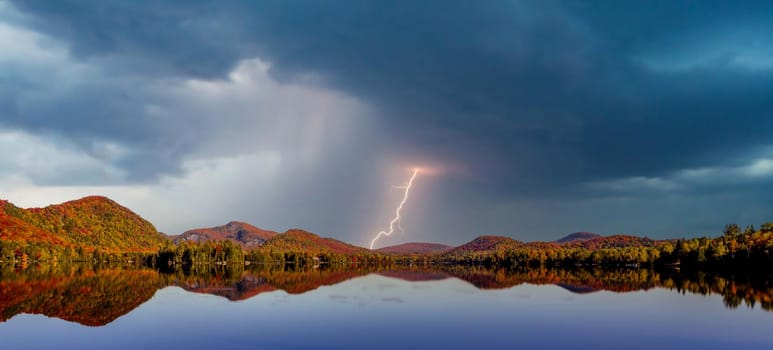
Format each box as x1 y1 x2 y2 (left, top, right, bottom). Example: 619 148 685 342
1 196 168 263
2 195 773 272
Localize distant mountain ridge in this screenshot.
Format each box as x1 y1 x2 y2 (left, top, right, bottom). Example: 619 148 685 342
173 221 277 248
0 195 676 260
376 242 452 254
554 232 603 243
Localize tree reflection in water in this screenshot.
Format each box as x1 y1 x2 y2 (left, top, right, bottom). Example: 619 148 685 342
1 264 771 326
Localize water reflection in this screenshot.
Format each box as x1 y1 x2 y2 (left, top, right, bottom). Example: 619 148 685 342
1 264 771 326
0 265 162 326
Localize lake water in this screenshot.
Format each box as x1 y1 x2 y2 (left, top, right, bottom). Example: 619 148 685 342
1 265 772 349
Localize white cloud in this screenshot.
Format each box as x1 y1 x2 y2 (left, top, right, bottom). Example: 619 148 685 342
0 152 283 234
0 20 66 64
0 129 128 184
0 52 372 234
0 11 93 89
587 156 773 195
744 158 773 177
1 0 370 176
149 58 368 164
0 4 387 239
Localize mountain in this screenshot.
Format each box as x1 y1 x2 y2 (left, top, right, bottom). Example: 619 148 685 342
554 232 603 244
174 221 277 248
0 196 166 252
376 242 452 254
259 229 369 255
444 235 523 255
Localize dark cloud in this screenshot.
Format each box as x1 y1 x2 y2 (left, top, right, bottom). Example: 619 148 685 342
565 0 773 54
12 0 772 191
0 88 17 118
580 68 773 180
235 1 773 193
3 0 773 240
8 0 242 79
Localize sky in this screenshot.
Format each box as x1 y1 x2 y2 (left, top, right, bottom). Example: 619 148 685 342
1 0 772 247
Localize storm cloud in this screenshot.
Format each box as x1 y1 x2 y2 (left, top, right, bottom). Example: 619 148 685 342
1 0 772 244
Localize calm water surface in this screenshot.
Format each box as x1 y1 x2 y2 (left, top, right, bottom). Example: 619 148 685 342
1 266 772 349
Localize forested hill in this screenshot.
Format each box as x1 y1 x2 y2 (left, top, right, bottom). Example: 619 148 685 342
0 196 167 255
260 229 369 255
172 221 277 248
3 196 773 271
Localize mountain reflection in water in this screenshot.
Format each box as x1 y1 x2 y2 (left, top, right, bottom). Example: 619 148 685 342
1 264 771 326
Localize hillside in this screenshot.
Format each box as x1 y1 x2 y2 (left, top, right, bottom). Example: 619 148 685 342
3 194 771 271
174 221 277 248
0 196 167 253
0 201 68 246
565 234 656 250
259 229 369 255
555 232 603 244
444 235 523 255
376 242 452 254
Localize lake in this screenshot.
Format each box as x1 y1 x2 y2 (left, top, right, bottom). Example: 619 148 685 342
1 265 772 349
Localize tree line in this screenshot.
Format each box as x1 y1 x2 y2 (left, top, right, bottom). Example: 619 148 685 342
3 222 773 271
434 223 773 270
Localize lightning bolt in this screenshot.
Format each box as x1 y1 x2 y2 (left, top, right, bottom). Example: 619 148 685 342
370 168 419 249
